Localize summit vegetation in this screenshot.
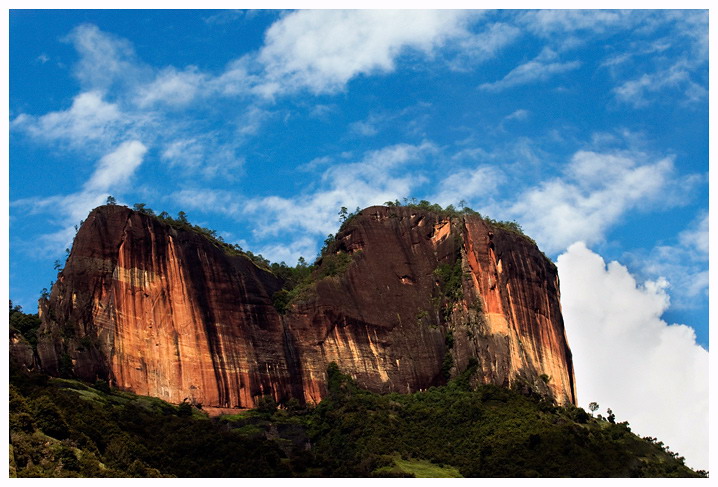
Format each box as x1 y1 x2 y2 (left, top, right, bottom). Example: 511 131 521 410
124 198 534 316
118 197 532 271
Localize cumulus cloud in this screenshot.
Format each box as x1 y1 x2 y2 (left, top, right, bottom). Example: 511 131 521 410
509 149 697 254
479 47 580 92
557 242 708 470
254 10 471 96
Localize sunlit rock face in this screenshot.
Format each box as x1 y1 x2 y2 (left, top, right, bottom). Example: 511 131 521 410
37 205 576 407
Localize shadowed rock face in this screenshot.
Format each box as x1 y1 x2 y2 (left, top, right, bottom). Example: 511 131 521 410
36 205 576 407
10 329 36 372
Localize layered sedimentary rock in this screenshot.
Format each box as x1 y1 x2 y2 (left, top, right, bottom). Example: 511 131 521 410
36 205 576 408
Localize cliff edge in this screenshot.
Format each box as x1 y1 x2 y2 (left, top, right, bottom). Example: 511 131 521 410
36 204 576 407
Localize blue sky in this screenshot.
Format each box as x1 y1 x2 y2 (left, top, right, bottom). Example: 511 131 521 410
7 9 710 468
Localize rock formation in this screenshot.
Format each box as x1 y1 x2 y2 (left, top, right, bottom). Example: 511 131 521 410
10 328 36 372
36 205 576 408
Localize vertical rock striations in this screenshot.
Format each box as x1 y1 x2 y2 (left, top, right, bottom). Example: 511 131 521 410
36 205 576 408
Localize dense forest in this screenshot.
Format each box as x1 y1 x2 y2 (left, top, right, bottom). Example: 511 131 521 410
10 303 705 478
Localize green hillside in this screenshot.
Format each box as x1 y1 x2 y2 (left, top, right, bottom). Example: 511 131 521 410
9 359 705 478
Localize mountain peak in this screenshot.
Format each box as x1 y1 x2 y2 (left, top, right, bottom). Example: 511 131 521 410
33 203 575 408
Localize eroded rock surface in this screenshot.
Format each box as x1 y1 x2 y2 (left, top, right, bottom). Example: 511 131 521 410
36 205 576 407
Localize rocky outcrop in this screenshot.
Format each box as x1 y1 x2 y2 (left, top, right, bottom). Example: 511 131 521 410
36 205 576 408
9 329 37 372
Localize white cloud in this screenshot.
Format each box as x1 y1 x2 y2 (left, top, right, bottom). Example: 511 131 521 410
202 9 250 26
521 10 633 36
209 56 259 97
557 242 708 470
298 155 334 173
432 166 505 208
672 10 708 59
37 192 111 250
257 236 318 267
504 109 529 122
494 109 531 133
242 142 435 238
254 10 471 96
509 149 694 254
236 105 275 137
449 22 521 70
13 25 244 183
170 188 241 216
590 12 707 108
347 103 432 139
348 112 393 138
12 91 126 148
161 137 244 179
614 60 707 108
600 37 672 73
12 141 147 254
479 48 580 92
349 119 379 137
678 211 708 255
161 139 204 171
136 66 206 108
64 23 145 91
624 212 709 309
12 23 276 185
85 140 147 192
515 11 707 108
307 104 337 120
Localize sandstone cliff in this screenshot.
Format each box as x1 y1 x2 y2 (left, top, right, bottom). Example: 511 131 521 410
36 205 576 408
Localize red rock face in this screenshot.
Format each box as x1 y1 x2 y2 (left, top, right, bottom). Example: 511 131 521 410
37 205 575 407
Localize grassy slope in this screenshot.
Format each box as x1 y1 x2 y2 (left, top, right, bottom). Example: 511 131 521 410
373 457 464 478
